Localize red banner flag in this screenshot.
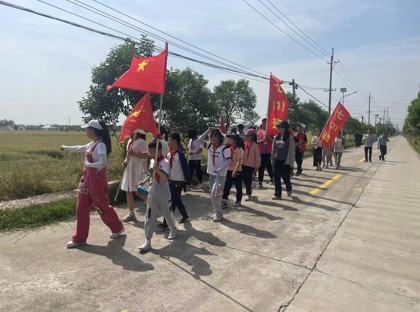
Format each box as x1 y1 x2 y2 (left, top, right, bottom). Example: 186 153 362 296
219 116 226 134
319 102 350 148
266 74 289 136
107 48 168 94
118 94 158 143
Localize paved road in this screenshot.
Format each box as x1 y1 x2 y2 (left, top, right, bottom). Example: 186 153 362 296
1 136 419 312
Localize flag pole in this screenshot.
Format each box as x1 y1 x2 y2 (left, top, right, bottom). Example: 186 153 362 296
154 42 168 170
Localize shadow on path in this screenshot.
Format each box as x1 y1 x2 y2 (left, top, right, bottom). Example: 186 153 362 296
79 236 154 272
221 218 276 238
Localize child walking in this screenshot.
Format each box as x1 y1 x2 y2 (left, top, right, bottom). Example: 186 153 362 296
242 129 261 202
61 120 124 249
222 133 244 208
121 129 150 222
139 140 177 252
197 127 231 222
334 133 344 169
167 132 191 223
187 129 204 187
312 130 323 171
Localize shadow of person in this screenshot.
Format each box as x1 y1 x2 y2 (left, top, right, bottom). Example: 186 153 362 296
221 219 276 238
152 230 215 278
183 222 226 247
79 236 154 272
254 198 299 211
291 196 339 211
240 204 285 219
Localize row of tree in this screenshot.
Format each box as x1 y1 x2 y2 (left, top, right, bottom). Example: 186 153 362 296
403 92 420 137
78 37 373 136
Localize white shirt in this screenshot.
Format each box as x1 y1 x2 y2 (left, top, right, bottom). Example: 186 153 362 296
62 141 107 170
160 139 169 156
334 137 344 153
188 138 203 161
167 152 185 181
207 145 231 176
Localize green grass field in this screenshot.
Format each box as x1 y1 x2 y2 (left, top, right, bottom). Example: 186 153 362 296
0 131 124 201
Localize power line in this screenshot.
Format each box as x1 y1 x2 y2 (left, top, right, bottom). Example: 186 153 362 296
40 0 268 81
240 0 328 60
89 0 268 78
0 0 268 82
258 0 329 57
298 85 328 109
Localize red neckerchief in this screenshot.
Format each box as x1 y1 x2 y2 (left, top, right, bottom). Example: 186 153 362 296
169 149 178 169
154 155 164 183
229 145 237 154
244 140 252 160
211 144 219 166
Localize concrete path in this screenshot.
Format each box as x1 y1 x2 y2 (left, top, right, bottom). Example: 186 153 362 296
1 137 419 312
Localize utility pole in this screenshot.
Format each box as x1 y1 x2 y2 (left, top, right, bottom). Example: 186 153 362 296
289 79 297 98
326 48 339 116
368 91 371 126
361 115 364 123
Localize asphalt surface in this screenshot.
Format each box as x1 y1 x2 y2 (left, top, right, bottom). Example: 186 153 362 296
1 136 419 312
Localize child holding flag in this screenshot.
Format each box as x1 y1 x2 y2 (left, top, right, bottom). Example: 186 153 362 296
121 129 150 222
61 120 124 249
139 140 177 252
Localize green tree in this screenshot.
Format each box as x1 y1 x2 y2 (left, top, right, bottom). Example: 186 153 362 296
404 92 420 135
213 79 259 128
163 68 218 133
78 37 155 125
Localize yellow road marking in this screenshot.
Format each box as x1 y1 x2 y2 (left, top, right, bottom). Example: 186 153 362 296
308 174 342 195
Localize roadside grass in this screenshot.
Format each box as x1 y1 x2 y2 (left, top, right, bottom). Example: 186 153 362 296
0 131 125 201
0 182 126 232
407 135 420 154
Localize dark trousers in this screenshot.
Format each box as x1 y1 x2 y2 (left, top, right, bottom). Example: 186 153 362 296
379 145 387 160
223 170 243 203
189 160 202 183
169 180 188 218
295 150 304 174
364 147 372 161
258 153 273 183
273 160 292 197
242 165 254 196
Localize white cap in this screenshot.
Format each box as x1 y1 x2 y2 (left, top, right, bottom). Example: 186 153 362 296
81 120 103 130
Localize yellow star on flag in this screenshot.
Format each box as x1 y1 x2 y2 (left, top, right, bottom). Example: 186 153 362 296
136 60 149 72
130 105 144 118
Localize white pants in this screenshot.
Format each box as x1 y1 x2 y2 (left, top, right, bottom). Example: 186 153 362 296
144 182 176 240
209 175 226 218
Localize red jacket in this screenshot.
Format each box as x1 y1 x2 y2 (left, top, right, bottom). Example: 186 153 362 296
257 129 273 154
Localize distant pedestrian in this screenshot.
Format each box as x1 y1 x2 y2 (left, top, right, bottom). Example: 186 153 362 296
187 129 203 187
257 118 274 188
334 133 344 169
312 130 323 171
242 129 261 201
61 120 124 249
295 125 308 176
378 133 389 161
363 129 377 162
222 133 244 208
271 121 295 200
121 129 150 223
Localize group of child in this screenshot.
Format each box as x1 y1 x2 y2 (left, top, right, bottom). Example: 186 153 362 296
311 131 345 171
62 118 310 252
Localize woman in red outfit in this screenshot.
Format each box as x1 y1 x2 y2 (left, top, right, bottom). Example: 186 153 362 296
61 120 124 248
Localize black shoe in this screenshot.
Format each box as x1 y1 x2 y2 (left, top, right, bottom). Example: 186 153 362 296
272 195 282 200
179 216 190 224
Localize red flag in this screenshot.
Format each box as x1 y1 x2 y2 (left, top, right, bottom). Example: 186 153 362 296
118 94 158 143
108 48 168 94
219 116 226 134
319 102 350 148
266 74 289 136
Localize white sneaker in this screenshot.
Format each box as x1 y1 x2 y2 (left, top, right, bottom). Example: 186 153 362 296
287 190 293 197
168 228 177 240
109 229 125 239
213 214 223 222
139 239 152 251
66 241 85 249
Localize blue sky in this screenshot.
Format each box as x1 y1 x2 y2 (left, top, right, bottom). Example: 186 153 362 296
0 0 419 128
